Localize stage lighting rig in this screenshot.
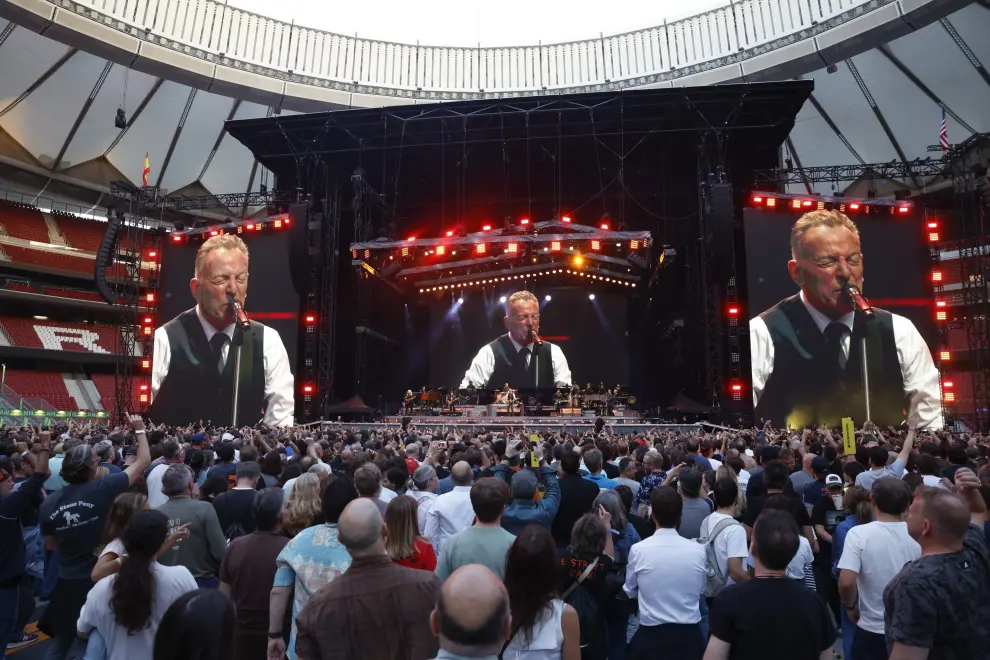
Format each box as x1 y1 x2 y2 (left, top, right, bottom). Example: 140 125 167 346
114 107 127 129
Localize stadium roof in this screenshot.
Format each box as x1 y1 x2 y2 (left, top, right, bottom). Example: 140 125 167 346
0 0 986 214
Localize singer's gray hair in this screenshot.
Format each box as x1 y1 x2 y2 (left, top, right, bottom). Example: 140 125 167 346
790 210 859 259
506 290 538 309
195 234 250 278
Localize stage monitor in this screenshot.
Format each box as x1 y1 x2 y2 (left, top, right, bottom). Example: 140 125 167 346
158 231 300 388
427 285 630 390
743 206 938 429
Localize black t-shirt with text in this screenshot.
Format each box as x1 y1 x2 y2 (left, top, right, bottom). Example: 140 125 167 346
39 472 131 580
710 577 835 660
743 492 811 531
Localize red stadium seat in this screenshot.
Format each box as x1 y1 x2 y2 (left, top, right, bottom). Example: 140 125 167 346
0 317 125 353
90 373 142 412
0 203 49 242
1 369 78 411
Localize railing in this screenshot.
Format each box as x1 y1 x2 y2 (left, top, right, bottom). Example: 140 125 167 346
55 0 886 95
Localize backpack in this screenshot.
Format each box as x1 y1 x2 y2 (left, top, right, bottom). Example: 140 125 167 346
562 559 607 660
697 517 741 598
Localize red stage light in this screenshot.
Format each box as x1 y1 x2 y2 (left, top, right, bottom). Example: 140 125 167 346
848 203 861 211
171 235 182 242
476 244 486 254
944 392 956 403
140 394 148 404
446 230 454 237
407 236 416 242
436 245 446 256
147 251 157 258
898 206 910 214
302 384 314 394
210 230 219 236
591 240 601 251
936 300 947 307
145 293 155 302
482 224 492 232
274 219 283 228
730 383 742 392
801 200 813 208
141 359 151 369
143 326 152 336
551 241 561 252
791 199 802 210
304 314 316 325
927 221 938 229
520 218 530 225
766 198 776 208
561 216 572 223
139 384 149 392
143 316 152 324
630 239 640 250
752 196 763 204
936 300 947 321
245 224 255 231
929 231 940 242
932 271 943 282
943 380 954 389
727 306 739 317
600 223 610 231
940 350 951 362
507 243 518 254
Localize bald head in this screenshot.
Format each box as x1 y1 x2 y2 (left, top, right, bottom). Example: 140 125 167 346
908 486 972 547
451 461 474 487
338 498 386 558
431 565 510 656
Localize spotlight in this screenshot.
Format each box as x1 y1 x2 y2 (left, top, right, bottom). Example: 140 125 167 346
499 296 507 303
588 294 596 300
457 297 464 304
544 295 552 302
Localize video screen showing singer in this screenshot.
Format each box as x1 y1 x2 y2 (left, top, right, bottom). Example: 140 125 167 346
459 290 572 389
749 210 942 429
151 235 295 427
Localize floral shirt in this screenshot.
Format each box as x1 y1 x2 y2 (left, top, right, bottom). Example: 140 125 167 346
634 470 667 513
273 524 352 660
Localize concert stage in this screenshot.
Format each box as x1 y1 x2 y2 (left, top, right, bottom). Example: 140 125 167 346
336 417 701 435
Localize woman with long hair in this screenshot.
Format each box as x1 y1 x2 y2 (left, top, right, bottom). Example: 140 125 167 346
591 492 638 660
198 473 228 504
715 463 746 518
831 485 872 660
503 526 581 659
153 589 235 660
556 512 616 660
260 451 283 488
282 472 324 538
91 492 148 582
385 495 436 571
77 510 198 660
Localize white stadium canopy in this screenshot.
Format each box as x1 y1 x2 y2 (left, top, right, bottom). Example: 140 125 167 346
0 0 986 213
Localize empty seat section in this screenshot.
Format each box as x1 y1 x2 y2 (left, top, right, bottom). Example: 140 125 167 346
1 369 78 411
0 203 48 242
0 316 122 353
0 244 94 276
90 373 142 412
54 215 107 252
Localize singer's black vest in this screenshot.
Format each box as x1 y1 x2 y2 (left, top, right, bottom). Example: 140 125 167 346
755 295 907 428
485 335 554 389
151 308 266 426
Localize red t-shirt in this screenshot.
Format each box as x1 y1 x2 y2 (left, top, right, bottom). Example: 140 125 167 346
405 458 420 475
394 538 437 572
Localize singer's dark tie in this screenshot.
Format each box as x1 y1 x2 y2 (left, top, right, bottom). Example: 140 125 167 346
824 322 849 370
210 333 229 375
520 346 531 370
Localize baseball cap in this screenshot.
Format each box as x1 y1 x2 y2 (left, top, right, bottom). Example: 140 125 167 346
825 473 843 489
510 469 538 499
811 456 830 476
221 432 235 442
190 433 207 445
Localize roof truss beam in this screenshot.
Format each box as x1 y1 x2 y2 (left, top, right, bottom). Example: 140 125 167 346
52 60 114 171
939 17 990 91
0 48 77 120
155 88 197 189
876 45 976 135
806 92 866 165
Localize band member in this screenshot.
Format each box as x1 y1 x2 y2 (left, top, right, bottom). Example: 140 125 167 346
750 210 942 428
151 235 294 426
403 389 416 413
459 290 571 389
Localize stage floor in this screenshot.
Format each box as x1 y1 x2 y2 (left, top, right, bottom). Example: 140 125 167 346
327 415 692 434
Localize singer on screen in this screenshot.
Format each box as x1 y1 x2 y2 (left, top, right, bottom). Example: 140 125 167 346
459 290 572 389
150 234 295 426
750 210 942 429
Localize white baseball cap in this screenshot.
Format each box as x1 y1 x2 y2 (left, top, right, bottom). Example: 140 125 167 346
221 432 234 442
825 473 844 488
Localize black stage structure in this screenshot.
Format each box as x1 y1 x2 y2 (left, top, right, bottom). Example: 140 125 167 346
226 82 812 422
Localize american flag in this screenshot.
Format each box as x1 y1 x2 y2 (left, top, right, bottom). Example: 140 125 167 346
940 107 950 152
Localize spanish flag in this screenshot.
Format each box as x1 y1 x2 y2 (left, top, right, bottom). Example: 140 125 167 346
142 153 150 187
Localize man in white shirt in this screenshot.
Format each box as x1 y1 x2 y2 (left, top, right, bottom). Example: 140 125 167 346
750 210 941 429
838 477 921 660
146 439 186 509
459 290 571 389
424 462 476 555
700 479 750 586
625 486 707 660
151 234 294 427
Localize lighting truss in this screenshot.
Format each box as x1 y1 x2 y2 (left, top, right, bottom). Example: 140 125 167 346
753 160 950 186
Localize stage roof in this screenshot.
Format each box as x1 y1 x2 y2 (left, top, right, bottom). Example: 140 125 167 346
225 82 814 182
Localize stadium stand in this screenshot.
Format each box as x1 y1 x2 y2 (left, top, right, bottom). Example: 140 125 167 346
0 200 49 242
90 373 141 411
0 316 122 353
1 369 78 411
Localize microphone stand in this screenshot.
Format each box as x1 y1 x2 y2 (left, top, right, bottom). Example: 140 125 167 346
860 334 871 424
845 285 875 423
231 323 244 428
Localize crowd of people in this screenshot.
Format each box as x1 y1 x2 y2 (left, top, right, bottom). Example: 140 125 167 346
1 416 988 660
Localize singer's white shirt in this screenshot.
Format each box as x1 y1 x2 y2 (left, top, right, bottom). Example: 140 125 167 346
459 333 572 389
151 305 295 426
750 291 943 429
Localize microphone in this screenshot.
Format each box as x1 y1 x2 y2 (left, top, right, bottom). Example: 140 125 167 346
226 293 251 330
530 329 543 345
842 283 874 318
